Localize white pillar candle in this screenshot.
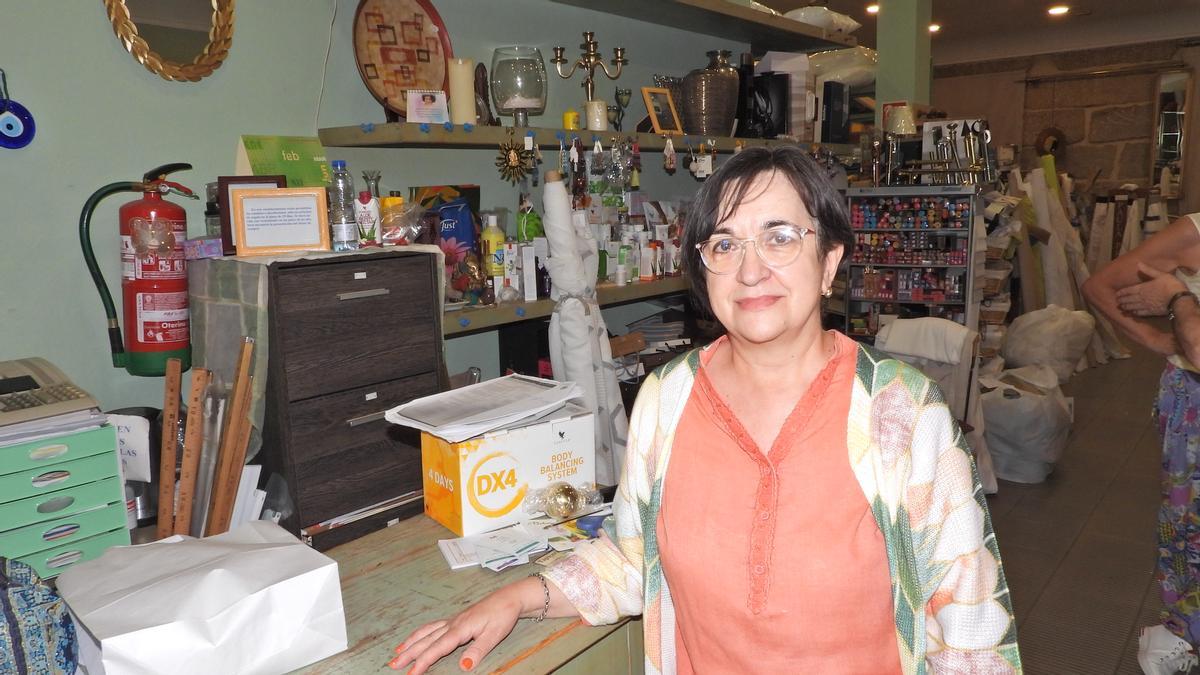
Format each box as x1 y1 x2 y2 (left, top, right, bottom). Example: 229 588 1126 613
585 99 608 131
448 58 476 126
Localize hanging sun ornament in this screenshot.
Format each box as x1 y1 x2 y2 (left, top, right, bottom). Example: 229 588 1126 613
496 129 535 184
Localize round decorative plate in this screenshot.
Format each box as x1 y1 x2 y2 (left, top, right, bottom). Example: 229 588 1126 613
353 0 454 118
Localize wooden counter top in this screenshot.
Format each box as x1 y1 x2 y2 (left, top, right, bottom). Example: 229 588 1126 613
299 515 642 674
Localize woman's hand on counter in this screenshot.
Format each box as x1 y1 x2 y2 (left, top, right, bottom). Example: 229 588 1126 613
389 576 542 673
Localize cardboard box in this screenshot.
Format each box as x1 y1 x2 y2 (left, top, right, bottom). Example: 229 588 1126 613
421 404 595 536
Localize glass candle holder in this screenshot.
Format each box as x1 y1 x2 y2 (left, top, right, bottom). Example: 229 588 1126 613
490 46 547 127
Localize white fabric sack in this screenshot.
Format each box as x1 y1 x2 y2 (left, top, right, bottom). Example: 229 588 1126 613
58 521 346 675
784 6 862 33
543 178 627 485
1002 305 1095 384
981 366 1071 484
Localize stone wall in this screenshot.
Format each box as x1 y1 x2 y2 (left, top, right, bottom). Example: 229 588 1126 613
934 40 1199 208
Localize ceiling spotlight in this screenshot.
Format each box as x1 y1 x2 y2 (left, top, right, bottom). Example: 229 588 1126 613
1047 5 1070 15
866 4 879 14
928 23 941 32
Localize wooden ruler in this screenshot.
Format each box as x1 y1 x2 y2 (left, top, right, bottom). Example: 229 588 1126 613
174 368 210 536
205 338 256 536
155 358 183 540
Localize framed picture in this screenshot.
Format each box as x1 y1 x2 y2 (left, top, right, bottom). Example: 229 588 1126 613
641 87 683 136
232 188 330 257
217 175 287 255
405 89 449 123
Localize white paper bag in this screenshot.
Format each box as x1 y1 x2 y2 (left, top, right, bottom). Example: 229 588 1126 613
57 521 346 675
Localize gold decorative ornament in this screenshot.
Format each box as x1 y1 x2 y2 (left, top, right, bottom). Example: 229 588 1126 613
542 482 583 519
496 131 535 184
105 0 236 82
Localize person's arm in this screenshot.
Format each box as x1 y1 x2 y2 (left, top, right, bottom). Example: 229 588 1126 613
1081 216 1200 356
909 382 1020 671
1116 261 1200 366
391 575 578 673
1174 292 1200 367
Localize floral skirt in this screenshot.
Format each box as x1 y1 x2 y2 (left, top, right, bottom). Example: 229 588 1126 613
1156 363 1200 644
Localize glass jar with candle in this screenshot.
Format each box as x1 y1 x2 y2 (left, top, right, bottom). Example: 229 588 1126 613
490 46 547 127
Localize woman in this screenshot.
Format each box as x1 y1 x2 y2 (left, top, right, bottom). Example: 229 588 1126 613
1083 212 1200 673
392 147 1020 674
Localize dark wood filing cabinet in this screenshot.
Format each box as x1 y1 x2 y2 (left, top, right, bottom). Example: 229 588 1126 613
259 250 446 551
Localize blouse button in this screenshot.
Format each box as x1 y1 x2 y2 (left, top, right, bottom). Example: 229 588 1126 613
754 565 765 575
759 510 770 521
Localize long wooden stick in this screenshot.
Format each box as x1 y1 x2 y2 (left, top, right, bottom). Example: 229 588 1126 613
174 368 210 536
155 358 183 540
204 338 255 536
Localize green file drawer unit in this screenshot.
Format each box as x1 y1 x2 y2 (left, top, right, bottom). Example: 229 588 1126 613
0 425 129 577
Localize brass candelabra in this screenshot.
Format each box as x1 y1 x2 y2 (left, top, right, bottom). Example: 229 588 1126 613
551 31 626 102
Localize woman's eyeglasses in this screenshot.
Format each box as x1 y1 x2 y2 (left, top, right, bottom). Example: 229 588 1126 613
695 225 814 275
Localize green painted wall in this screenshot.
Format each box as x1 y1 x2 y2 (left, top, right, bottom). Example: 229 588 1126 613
1 1 741 409
875 0 931 124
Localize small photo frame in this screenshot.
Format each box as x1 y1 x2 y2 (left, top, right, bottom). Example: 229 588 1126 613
641 87 683 135
406 89 449 123
232 188 330 257
217 175 287 255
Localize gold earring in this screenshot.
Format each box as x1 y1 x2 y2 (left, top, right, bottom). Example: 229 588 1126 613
821 287 833 298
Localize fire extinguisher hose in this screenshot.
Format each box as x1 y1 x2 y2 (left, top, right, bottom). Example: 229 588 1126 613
79 181 141 367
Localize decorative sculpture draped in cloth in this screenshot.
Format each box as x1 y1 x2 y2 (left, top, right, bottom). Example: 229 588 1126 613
541 174 628 485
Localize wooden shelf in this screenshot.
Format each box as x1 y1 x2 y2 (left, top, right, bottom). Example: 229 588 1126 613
318 123 854 155
548 0 855 54
444 276 688 336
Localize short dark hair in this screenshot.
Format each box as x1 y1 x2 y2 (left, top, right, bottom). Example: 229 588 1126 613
680 145 854 318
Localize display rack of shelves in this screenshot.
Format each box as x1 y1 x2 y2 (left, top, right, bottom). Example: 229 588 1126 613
849 262 966 269
318 123 855 155
547 0 855 54
842 186 981 340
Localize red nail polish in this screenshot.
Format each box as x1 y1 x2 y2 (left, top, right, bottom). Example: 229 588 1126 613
461 657 475 670
387 656 402 670
394 643 406 654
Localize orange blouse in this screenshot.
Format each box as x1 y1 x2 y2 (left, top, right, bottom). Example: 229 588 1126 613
657 332 903 673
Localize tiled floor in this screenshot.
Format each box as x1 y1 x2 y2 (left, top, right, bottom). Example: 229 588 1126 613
988 343 1165 674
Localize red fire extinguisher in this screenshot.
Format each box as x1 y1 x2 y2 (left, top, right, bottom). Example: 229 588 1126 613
80 163 198 377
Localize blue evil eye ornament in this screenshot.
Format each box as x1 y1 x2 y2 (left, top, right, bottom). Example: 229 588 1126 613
0 100 36 149
0 70 36 150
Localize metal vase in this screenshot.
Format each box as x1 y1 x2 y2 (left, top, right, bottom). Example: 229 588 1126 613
682 50 739 136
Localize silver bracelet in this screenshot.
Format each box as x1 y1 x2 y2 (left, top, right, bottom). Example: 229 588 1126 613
529 573 550 622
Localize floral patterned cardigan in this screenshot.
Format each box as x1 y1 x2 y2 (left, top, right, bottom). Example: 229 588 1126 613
542 342 1022 674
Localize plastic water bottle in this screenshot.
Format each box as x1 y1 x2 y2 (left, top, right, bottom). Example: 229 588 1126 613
329 160 359 251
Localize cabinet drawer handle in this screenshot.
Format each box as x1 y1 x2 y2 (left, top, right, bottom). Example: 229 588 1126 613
337 288 390 301
347 411 386 427
29 444 69 461
46 550 84 569
32 470 71 488
43 523 80 542
37 495 75 514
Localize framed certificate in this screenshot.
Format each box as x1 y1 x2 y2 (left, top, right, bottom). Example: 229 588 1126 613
217 175 287 255
232 188 330 257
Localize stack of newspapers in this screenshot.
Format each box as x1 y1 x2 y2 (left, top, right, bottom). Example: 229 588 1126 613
384 374 582 443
